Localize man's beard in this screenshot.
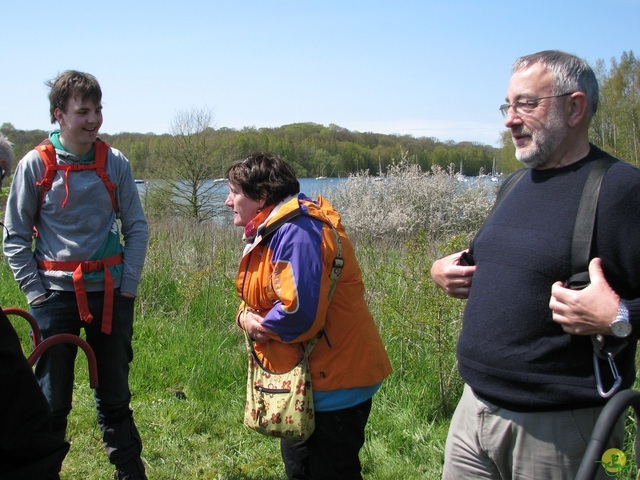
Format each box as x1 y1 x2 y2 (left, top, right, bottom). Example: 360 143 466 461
514 109 567 169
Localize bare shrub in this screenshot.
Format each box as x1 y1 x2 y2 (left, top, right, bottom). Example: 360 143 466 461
330 152 500 415
331 151 496 242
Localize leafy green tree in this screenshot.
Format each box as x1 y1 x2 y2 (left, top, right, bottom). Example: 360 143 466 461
591 51 639 164
497 130 520 174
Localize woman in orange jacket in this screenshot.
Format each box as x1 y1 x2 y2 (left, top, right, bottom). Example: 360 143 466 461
226 152 392 480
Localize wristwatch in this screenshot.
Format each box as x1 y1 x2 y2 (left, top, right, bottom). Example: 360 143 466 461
610 300 632 338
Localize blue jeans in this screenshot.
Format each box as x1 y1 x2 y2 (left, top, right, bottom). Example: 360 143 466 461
30 289 144 470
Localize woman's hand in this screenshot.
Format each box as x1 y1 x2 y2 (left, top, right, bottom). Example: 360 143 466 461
243 309 273 343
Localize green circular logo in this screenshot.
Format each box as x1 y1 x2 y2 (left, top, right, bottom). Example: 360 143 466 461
601 448 627 475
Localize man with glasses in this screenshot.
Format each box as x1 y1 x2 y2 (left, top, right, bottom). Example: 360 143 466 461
431 50 640 479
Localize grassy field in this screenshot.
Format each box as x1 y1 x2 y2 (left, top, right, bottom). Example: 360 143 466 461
2 218 465 479
3 165 639 479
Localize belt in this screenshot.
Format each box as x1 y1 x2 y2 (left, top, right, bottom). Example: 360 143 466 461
37 253 124 334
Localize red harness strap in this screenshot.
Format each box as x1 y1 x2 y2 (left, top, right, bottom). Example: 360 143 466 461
36 253 124 335
34 140 118 218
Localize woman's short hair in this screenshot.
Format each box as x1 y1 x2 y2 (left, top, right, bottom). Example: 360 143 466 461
226 152 300 206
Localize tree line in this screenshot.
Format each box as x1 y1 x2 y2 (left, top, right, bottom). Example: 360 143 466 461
0 120 502 179
1 51 636 182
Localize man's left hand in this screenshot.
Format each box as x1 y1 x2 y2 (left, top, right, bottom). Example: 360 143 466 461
550 257 619 336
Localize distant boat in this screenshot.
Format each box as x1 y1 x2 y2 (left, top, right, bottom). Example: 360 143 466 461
134 179 146 184
457 160 468 182
490 157 501 182
213 178 226 183
315 176 327 180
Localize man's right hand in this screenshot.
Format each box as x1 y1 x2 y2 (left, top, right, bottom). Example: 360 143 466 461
430 251 476 299
30 294 47 305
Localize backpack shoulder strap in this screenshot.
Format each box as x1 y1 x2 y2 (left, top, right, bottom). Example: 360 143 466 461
567 155 623 400
34 139 118 215
34 141 58 217
93 140 118 213
565 156 617 289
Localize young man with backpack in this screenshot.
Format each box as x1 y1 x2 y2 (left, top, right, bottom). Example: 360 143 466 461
3 70 149 480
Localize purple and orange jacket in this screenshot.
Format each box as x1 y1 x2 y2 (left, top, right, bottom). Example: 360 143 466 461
236 194 392 392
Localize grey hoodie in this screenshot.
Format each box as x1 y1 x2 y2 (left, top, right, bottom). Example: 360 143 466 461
3 143 149 303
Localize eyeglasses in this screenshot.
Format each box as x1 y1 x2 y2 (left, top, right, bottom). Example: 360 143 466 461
499 92 575 118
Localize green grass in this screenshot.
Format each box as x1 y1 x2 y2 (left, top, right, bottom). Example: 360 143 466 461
1 219 458 479
2 214 638 479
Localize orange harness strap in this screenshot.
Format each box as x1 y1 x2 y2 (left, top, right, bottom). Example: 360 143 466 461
34 140 118 217
37 253 124 335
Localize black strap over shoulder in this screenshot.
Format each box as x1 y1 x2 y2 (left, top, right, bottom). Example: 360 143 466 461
560 156 623 399
565 157 617 289
258 208 302 244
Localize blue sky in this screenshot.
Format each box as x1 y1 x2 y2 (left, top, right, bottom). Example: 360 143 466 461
2 1 638 147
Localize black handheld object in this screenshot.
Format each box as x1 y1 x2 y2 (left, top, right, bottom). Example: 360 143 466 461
459 251 475 266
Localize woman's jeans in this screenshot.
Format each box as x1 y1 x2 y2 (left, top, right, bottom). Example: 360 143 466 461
30 289 144 469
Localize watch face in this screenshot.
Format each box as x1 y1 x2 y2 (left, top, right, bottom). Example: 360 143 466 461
612 320 632 338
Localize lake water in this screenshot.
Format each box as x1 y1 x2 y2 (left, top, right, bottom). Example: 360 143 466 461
137 177 346 199
136 175 496 222
136 177 348 221
299 177 347 197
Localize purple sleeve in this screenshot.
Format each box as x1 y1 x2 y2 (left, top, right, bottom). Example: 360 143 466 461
260 217 324 342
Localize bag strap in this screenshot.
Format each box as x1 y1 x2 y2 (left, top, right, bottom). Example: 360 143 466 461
320 211 344 301
259 207 303 241
565 157 617 289
563 156 623 399
242 202 344 359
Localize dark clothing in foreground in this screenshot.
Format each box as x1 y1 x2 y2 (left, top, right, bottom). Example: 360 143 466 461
280 398 372 480
0 308 69 480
